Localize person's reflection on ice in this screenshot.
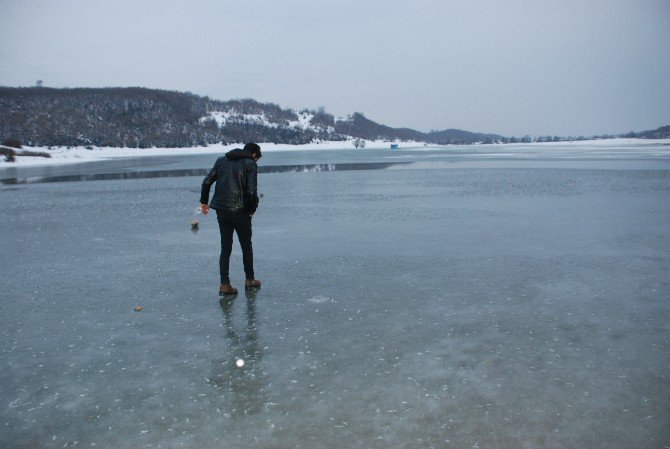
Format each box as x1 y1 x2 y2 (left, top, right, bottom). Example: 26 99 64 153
209 292 268 416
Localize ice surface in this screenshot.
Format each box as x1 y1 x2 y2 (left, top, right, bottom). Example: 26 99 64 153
1 145 669 448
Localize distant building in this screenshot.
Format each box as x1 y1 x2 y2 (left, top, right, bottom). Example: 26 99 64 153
390 144 399 150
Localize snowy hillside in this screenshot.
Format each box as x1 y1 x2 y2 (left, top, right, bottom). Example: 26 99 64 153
0 87 345 148
3 86 666 150
201 110 336 135
0 86 507 148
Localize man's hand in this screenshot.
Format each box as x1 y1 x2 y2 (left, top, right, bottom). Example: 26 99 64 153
200 204 209 215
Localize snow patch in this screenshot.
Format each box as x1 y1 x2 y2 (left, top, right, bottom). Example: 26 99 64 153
200 109 335 134
307 295 332 304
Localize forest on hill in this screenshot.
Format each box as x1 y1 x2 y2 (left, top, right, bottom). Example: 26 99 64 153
0 87 503 147
1 86 668 148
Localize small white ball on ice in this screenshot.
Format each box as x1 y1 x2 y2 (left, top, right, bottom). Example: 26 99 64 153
235 358 245 368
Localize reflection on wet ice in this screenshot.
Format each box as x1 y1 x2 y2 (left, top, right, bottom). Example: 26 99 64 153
209 292 269 417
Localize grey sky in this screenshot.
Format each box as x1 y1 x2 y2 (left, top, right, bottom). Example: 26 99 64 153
1 0 669 136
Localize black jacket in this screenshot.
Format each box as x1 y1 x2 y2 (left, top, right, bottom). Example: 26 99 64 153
200 149 259 214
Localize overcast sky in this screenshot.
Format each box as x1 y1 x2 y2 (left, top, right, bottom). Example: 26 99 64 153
1 0 669 136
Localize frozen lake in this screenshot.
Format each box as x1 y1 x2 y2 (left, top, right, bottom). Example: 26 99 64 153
1 143 669 448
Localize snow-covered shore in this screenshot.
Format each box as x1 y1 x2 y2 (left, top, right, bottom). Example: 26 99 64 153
0 140 429 168
1 138 669 168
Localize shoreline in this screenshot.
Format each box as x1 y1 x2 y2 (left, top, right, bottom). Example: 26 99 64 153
1 138 669 169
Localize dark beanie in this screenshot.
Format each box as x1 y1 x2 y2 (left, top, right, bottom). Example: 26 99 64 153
243 142 262 158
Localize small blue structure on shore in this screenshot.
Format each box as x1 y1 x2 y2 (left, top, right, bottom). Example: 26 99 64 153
390 144 399 150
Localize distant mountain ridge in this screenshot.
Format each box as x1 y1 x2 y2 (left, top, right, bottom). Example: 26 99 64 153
0 86 667 148
0 86 504 148
623 125 670 140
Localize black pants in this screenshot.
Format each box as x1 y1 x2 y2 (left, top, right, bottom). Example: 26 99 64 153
216 210 254 284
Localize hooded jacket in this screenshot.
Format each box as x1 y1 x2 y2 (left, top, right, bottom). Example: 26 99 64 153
200 149 259 214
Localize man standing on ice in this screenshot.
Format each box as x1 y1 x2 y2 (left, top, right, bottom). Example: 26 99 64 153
200 142 262 296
